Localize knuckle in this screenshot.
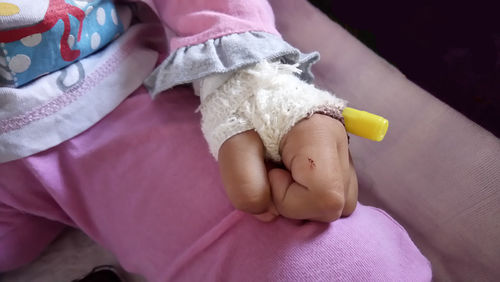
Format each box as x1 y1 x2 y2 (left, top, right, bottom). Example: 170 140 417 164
316 189 345 220
231 188 269 214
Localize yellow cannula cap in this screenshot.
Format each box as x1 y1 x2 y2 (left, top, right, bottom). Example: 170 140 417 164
342 107 389 142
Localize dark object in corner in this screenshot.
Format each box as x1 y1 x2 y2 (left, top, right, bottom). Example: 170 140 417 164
309 0 500 137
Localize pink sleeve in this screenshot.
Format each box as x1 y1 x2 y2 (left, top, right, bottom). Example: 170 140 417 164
149 0 281 52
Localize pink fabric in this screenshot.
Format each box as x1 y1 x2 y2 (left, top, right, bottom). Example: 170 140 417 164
143 0 280 53
0 203 65 270
269 0 500 280
0 87 430 281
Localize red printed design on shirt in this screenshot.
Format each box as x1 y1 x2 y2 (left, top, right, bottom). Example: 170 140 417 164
0 0 85 61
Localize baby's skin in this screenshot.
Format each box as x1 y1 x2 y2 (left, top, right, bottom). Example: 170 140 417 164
218 114 358 222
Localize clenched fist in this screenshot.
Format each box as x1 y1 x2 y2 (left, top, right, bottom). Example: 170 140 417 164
218 114 358 222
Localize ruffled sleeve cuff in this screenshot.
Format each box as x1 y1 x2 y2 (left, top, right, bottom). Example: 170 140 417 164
144 31 320 97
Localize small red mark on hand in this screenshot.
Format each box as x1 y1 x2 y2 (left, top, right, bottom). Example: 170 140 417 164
308 158 316 168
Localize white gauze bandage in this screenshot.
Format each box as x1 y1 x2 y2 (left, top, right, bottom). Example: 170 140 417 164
199 61 347 161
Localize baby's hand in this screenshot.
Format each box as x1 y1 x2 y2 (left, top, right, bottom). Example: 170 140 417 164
218 114 358 222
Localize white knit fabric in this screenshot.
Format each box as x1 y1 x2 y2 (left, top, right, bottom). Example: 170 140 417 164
199 61 347 161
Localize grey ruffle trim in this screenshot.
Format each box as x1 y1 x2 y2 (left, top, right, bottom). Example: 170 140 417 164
144 31 320 97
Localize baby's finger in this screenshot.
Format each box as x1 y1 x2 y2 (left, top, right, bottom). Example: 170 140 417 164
279 115 351 221
269 168 342 221
218 130 276 218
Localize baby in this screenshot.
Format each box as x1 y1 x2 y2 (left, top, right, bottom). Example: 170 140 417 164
0 0 431 281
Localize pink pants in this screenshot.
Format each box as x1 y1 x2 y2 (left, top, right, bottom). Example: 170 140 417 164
0 87 431 281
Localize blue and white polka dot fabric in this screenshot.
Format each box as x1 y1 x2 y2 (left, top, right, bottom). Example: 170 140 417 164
0 0 124 87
